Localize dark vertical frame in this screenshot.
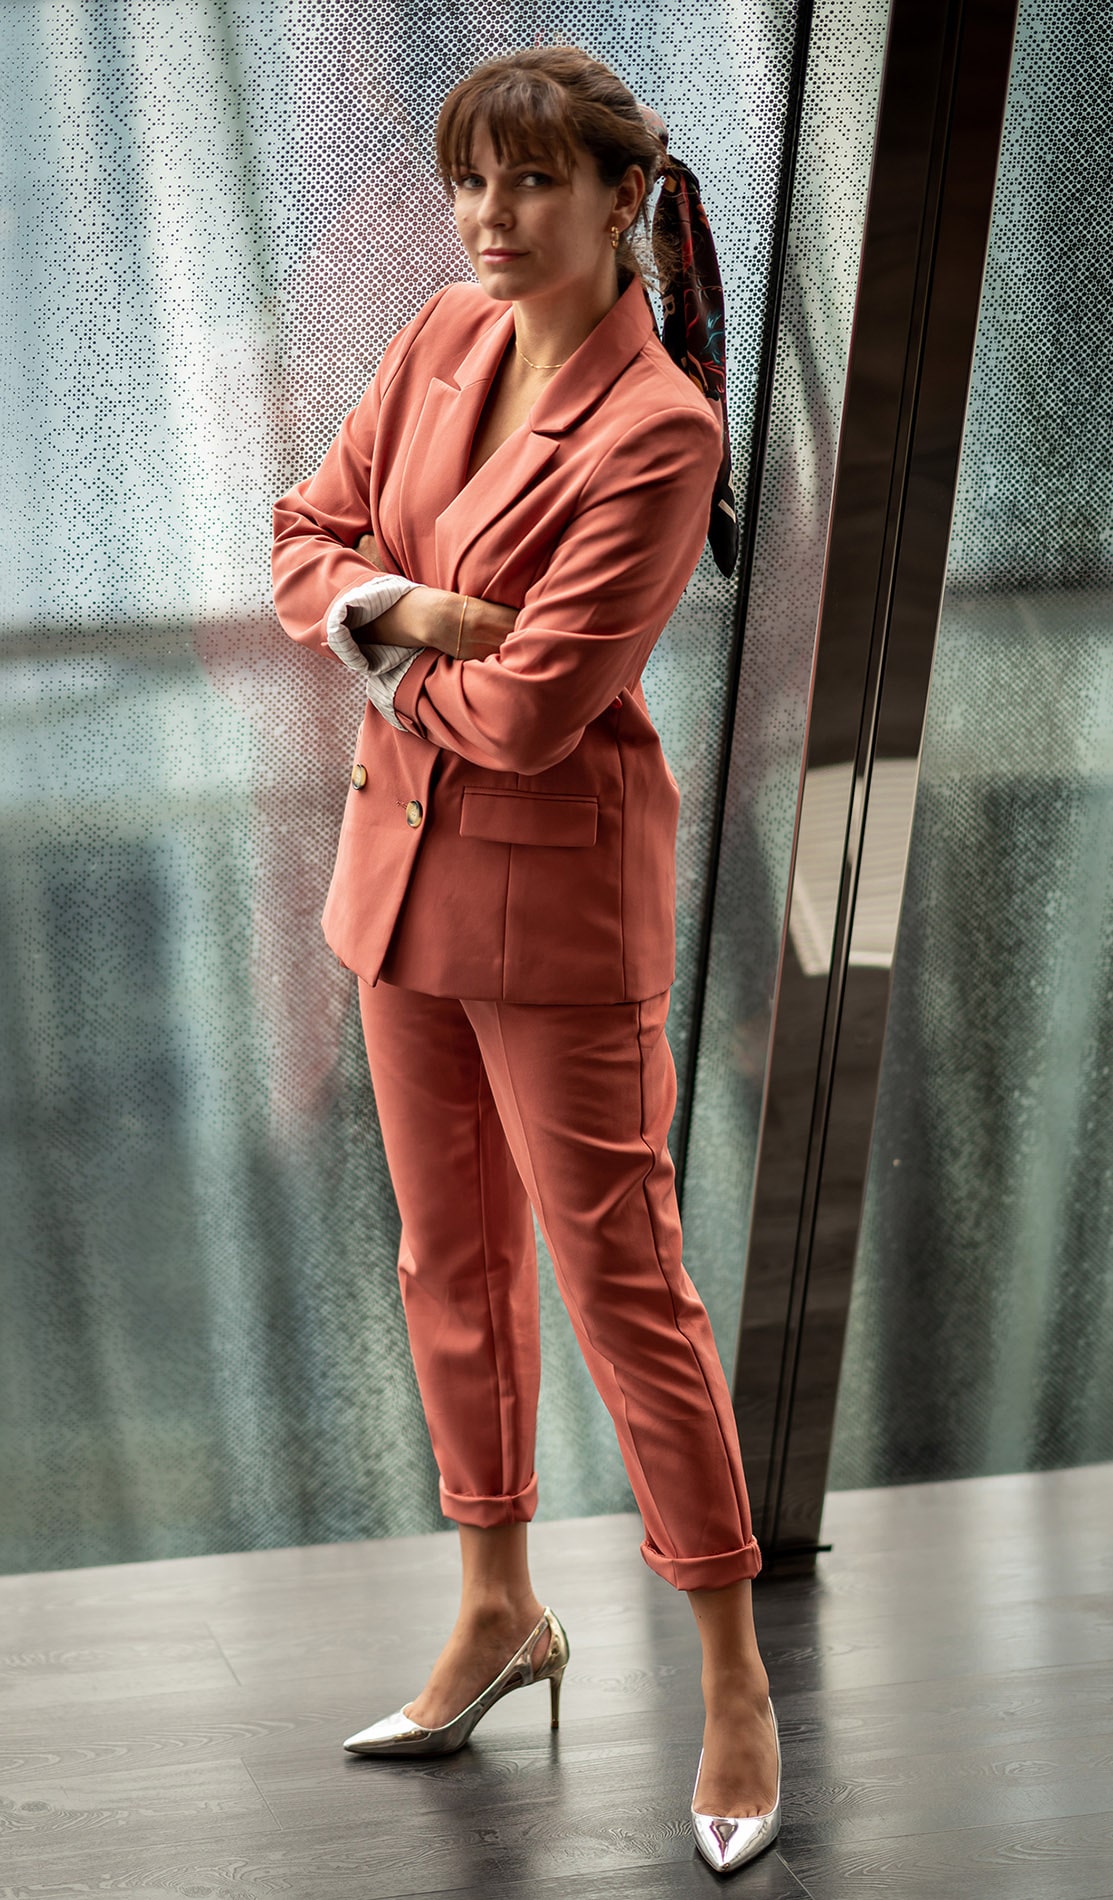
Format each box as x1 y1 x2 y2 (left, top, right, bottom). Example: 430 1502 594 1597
725 0 1021 1570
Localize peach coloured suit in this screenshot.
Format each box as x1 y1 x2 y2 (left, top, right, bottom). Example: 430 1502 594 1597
272 273 761 1587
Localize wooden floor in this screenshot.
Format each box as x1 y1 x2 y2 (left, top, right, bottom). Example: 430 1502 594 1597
1 1463 1111 1898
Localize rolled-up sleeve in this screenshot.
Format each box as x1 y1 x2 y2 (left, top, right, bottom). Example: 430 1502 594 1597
325 572 423 730
391 402 722 775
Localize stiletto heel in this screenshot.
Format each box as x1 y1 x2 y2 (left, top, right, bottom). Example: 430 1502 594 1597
549 1664 565 1728
690 1695 782 1875
343 1605 571 1757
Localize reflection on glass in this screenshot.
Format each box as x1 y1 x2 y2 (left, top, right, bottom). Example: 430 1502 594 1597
830 0 1113 1488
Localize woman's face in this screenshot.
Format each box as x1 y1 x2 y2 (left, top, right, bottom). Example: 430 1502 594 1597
451 120 644 306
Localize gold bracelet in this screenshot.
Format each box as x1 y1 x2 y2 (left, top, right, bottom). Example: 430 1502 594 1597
455 595 468 659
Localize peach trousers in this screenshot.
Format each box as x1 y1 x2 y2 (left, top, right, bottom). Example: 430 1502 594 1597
357 976 762 1590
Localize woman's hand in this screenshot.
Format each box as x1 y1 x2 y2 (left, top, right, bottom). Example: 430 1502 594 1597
355 532 516 661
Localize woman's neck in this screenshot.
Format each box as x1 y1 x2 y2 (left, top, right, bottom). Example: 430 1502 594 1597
510 268 634 377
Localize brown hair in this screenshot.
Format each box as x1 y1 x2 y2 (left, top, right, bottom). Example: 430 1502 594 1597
433 44 680 292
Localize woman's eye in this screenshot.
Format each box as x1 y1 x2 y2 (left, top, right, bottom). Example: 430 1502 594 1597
453 170 552 190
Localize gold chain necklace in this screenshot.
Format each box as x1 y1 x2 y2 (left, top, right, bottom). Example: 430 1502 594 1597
515 341 567 371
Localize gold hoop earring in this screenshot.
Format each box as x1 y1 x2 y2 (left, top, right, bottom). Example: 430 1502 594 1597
610 225 621 250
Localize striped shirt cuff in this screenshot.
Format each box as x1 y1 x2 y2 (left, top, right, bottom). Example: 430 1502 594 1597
325 573 424 731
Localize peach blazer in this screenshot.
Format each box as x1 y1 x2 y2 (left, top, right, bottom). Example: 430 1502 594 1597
272 271 722 1004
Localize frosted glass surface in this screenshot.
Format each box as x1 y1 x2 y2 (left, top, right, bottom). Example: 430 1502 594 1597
1 0 886 1572
830 0 1113 1487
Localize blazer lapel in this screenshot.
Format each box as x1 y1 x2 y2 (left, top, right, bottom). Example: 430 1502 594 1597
525 270 658 437
412 273 659 591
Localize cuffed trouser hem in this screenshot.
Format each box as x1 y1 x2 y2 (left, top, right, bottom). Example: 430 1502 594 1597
641 1533 763 1590
439 1470 539 1528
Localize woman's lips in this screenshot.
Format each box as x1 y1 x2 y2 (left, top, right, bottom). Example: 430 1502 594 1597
481 249 525 260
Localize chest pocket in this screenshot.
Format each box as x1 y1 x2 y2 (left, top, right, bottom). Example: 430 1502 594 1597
459 787 598 847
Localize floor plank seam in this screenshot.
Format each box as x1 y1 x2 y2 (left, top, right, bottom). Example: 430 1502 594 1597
240 1756 286 1833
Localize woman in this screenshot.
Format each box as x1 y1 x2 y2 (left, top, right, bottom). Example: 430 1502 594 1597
272 43 780 1875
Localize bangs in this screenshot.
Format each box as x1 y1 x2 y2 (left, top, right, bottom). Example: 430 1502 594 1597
436 74 580 189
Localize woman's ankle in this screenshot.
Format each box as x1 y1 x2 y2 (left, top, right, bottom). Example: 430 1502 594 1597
701 1657 771 1709
457 1590 544 1631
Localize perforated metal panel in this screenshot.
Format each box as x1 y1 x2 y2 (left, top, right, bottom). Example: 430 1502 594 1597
830 0 1113 1487
0 0 887 1572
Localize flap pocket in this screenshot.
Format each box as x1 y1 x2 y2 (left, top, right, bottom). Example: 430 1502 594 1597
459 787 598 847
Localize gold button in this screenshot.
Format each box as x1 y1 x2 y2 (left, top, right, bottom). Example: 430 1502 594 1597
350 763 367 789
405 799 423 827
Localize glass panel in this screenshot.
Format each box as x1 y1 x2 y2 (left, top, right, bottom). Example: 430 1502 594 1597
0 0 886 1573
829 0 1113 1487
682 1 889 1353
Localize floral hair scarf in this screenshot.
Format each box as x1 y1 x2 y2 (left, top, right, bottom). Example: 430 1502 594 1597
637 104 739 579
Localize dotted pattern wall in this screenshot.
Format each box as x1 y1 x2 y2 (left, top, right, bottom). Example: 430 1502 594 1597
830 0 1113 1488
0 0 886 1573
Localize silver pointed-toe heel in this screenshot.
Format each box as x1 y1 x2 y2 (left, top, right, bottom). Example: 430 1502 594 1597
690 1695 782 1875
342 1605 570 1757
